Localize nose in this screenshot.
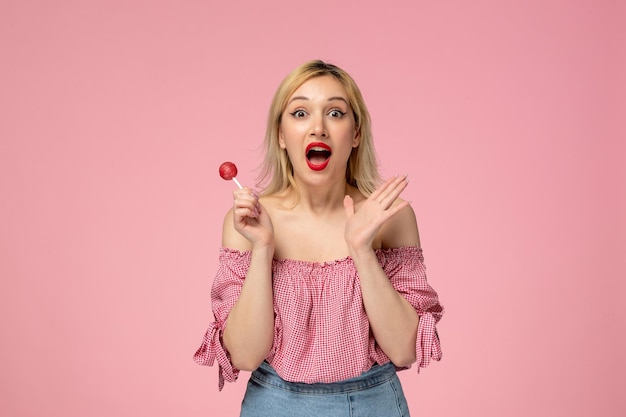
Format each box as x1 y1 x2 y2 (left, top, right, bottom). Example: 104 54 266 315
310 114 327 137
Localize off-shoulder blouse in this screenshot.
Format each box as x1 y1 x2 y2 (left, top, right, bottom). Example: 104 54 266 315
194 246 443 390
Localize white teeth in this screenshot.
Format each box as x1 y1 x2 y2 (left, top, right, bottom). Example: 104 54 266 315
309 146 329 152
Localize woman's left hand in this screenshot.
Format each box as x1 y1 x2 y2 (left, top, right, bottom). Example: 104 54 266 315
343 175 411 254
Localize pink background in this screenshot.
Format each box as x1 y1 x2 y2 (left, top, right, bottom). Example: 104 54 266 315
1 0 624 416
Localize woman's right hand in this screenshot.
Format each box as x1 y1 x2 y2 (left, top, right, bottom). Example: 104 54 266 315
232 187 274 248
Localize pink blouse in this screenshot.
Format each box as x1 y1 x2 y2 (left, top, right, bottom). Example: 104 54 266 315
194 246 443 390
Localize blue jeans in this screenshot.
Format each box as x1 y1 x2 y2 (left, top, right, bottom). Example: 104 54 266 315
240 362 410 417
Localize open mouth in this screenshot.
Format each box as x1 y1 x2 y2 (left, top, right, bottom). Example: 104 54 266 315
305 142 332 171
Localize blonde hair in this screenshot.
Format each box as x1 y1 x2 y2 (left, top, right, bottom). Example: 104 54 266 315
257 60 381 196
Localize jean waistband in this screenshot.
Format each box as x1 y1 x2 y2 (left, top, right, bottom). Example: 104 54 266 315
251 362 397 394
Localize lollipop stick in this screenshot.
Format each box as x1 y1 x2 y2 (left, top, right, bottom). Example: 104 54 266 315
232 177 243 189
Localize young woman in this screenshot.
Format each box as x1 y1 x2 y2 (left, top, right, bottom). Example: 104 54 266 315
194 60 443 417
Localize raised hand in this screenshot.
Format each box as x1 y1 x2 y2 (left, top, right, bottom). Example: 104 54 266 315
232 187 274 248
343 175 410 254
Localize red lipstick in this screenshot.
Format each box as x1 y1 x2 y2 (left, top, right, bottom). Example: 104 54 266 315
305 142 332 171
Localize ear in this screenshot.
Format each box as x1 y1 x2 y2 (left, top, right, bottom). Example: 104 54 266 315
278 130 286 149
352 129 361 148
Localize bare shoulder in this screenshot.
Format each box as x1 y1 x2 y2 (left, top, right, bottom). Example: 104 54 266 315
379 198 421 248
221 208 252 251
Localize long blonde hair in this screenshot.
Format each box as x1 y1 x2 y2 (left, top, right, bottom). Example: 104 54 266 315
257 60 381 196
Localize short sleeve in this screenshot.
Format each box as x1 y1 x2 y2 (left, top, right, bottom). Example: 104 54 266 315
193 248 252 390
378 247 444 371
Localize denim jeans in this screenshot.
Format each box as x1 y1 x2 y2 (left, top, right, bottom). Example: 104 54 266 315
240 362 410 417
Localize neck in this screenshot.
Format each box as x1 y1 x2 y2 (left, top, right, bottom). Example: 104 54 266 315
289 178 350 216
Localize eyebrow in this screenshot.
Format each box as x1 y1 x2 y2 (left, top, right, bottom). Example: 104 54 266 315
288 96 349 105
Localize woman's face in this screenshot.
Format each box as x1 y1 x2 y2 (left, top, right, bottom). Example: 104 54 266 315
279 75 360 185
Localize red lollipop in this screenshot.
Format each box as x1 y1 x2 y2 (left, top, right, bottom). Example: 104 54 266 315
219 161 242 189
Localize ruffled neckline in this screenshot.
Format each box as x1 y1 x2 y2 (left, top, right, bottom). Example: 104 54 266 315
219 246 422 268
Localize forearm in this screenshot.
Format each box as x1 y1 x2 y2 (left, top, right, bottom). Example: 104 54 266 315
351 248 419 367
223 244 275 371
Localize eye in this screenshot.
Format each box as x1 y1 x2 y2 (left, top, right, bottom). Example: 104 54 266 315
329 109 345 118
290 110 307 118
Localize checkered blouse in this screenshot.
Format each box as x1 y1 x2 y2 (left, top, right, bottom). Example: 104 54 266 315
194 246 443 390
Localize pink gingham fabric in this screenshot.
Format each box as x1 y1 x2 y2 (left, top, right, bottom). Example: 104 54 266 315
193 246 443 390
